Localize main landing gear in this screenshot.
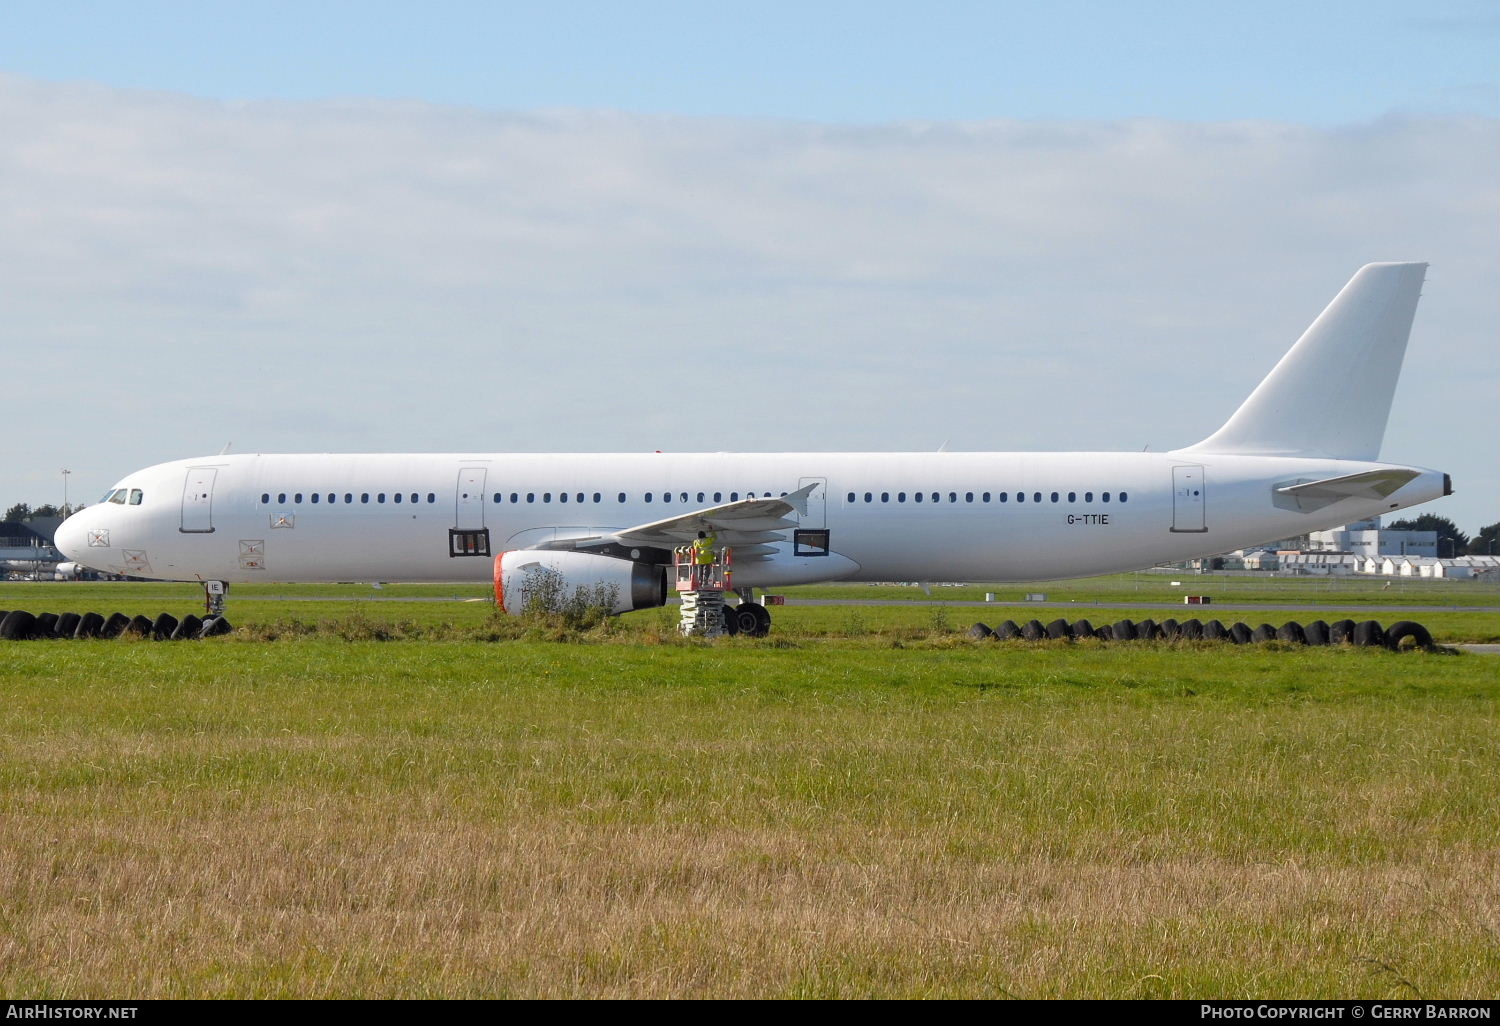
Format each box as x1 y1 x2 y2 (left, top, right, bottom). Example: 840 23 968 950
725 590 772 638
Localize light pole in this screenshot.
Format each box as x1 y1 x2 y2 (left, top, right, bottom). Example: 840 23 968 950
61 469 71 518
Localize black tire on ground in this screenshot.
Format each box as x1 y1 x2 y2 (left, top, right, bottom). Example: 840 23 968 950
1071 618 1094 639
200 616 233 638
1178 618 1203 641
1383 620 1433 651
75 612 106 639
967 622 994 640
1110 619 1137 642
36 613 60 637
55 612 81 639
1250 623 1277 644
748 603 772 637
1045 618 1071 640
1135 619 1160 641
1094 625 1112 641
1159 618 1181 641
1021 619 1046 642
101 613 131 639
1229 622 1253 645
1202 619 1227 642
1303 620 1330 646
127 615 154 637
993 620 1022 640
171 614 204 641
1330 619 1357 645
1276 621 1307 644
0 610 38 641
721 610 739 636
1353 620 1385 647
151 613 179 641
727 603 763 637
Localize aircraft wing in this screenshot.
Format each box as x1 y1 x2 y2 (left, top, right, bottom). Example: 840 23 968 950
525 484 816 562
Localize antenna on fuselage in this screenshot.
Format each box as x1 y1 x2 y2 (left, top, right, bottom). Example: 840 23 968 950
218 441 234 455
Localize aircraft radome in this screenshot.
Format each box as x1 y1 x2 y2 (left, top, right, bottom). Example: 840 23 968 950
56 263 1450 636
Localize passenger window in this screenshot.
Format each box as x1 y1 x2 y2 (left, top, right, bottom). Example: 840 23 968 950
730 492 738 501
278 493 287 504
950 492 958 503
898 492 906 502
915 492 923 503
1120 492 1128 503
881 492 889 503
393 493 401 504
527 493 535 503
261 493 270 504
982 492 991 502
1068 492 1076 503
361 494 369 503
1033 492 1042 503
1015 492 1023 503
713 492 722 502
1050 492 1059 503
543 493 551 502
617 492 626 503
663 492 671 503
493 493 501 503
644 493 652 503
579 493 586 503
312 494 320 504
1085 492 1093 502
510 493 519 503
378 493 386 503
295 493 303 503
965 492 973 503
559 492 568 503
427 493 435 503
1102 492 1111 502
847 492 855 503
698 492 706 503
411 493 418 503
863 492 872 503
345 493 353 504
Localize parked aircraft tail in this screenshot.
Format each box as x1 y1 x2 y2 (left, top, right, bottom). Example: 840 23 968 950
1182 262 1427 461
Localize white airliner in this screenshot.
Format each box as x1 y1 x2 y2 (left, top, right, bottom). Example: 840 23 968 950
56 263 1450 635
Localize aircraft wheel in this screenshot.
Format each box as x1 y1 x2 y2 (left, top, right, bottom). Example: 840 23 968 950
721 609 739 636
0 610 38 640
730 602 770 638
1384 620 1433 651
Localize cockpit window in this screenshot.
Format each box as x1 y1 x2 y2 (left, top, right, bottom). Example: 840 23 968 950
107 489 127 504
129 489 143 505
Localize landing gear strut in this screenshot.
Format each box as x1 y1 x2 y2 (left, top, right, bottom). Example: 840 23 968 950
201 580 228 617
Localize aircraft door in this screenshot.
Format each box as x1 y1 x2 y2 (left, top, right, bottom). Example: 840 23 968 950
180 468 218 533
1170 465 1207 533
455 467 487 530
797 476 827 529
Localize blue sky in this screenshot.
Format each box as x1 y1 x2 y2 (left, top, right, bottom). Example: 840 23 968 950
2 3 1496 533
5 1 1496 123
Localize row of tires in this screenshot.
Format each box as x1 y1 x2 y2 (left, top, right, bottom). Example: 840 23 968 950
966 616 1435 651
0 609 233 641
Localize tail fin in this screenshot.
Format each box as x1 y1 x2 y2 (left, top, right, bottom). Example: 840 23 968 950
1182 262 1427 461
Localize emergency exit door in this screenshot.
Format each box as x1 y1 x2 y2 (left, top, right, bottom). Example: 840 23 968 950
1171 465 1207 533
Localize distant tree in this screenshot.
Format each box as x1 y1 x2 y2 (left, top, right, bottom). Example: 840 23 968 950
1386 514 1469 557
3 503 30 523
1470 521 1499 556
31 504 59 518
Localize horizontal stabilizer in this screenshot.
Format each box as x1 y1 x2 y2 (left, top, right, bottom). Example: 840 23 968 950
1273 468 1419 513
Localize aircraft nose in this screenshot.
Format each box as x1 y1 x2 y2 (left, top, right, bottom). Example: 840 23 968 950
54 511 90 562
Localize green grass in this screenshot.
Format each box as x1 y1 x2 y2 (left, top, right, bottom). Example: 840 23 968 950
0 579 1495 997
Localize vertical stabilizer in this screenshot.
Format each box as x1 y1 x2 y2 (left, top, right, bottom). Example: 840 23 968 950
1182 262 1426 460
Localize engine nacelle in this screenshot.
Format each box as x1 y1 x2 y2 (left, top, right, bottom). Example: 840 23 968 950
494 550 667 616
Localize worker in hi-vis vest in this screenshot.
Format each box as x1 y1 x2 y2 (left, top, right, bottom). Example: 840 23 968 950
692 531 717 574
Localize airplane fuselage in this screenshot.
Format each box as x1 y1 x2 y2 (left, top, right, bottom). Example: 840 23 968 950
57 450 1450 587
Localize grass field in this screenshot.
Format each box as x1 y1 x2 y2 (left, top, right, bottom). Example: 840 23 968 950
0 578 1495 998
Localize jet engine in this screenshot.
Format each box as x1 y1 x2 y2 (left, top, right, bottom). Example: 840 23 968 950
494 550 667 616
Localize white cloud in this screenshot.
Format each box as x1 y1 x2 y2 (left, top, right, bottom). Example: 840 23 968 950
2 75 1495 530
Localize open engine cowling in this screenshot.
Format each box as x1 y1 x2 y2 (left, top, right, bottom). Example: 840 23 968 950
494 550 667 616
